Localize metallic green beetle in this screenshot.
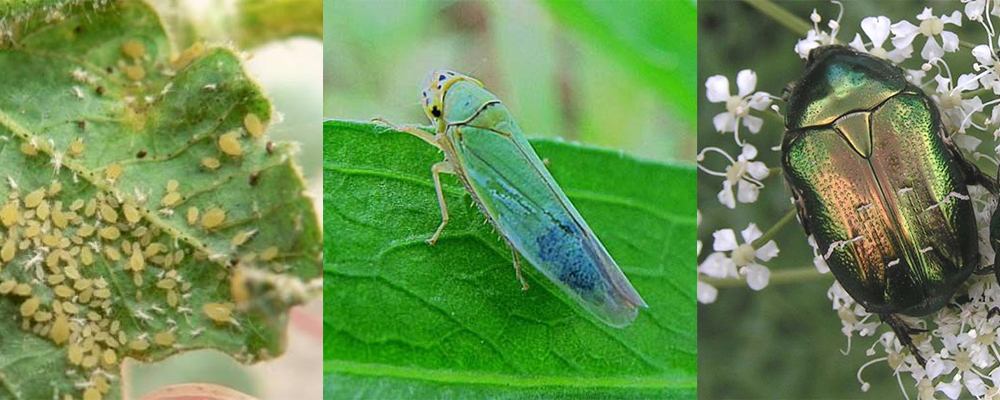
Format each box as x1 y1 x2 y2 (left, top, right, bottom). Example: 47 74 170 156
781 45 997 364
396 70 648 328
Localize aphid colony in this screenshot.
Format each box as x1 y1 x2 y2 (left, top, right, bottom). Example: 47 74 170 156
0 178 241 400
0 38 277 400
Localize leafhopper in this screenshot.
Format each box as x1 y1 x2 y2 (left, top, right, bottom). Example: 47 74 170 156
394 70 648 327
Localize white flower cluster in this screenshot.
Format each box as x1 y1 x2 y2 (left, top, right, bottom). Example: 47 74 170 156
699 1 1000 398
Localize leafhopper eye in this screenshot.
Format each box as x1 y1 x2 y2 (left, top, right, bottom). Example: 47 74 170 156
431 107 441 117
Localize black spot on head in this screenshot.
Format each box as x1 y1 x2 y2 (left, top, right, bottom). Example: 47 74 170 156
96 86 105 96
249 172 260 186
439 74 447 81
105 66 113 74
75 120 86 130
431 107 441 117
136 150 147 159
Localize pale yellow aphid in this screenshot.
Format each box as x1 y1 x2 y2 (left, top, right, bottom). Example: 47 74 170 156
48 181 61 196
68 343 84 365
124 65 145 81
19 142 36 156
13 283 31 296
260 246 279 261
203 302 232 322
54 285 74 298
102 348 117 367
83 387 101 400
154 331 175 346
230 230 255 247
160 192 181 207
201 207 225 229
129 250 145 272
99 226 120 240
23 188 45 208
2 237 16 261
69 138 84 156
0 203 16 228
99 203 117 223
105 163 123 181
166 179 179 192
0 280 14 294
19 297 39 317
244 113 265 138
186 207 199 225
36 200 49 220
122 39 145 60
172 41 204 69
201 157 221 170
218 131 242 156
51 315 70 344
123 204 140 223
129 338 149 351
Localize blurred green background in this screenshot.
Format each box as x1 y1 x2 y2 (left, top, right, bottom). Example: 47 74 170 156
698 1 988 399
324 0 696 163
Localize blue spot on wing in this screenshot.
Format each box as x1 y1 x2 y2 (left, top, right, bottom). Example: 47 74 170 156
535 222 599 294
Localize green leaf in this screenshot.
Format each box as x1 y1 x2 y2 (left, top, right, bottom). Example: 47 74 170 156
324 120 696 398
0 2 321 399
234 0 323 48
539 0 697 128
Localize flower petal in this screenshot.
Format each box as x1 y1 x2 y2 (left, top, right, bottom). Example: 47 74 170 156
740 223 762 243
890 20 920 49
861 16 891 48
699 252 736 279
717 180 736 209
712 112 736 133
849 33 868 53
755 240 780 261
745 161 770 180
942 10 963 26
922 35 944 60
742 114 764 134
705 75 731 103
940 30 960 52
713 228 738 252
740 143 758 160
697 280 718 304
736 69 757 98
736 179 760 203
744 263 771 291
747 92 772 110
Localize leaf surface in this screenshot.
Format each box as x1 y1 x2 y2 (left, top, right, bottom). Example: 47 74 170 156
324 120 696 398
0 2 321 399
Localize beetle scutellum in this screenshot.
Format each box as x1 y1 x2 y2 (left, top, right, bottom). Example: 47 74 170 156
782 45 999 365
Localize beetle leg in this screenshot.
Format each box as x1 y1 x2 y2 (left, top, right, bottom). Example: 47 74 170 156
511 249 530 291
882 313 927 366
426 162 455 245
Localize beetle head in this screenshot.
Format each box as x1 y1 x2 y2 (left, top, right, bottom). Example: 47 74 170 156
420 70 484 130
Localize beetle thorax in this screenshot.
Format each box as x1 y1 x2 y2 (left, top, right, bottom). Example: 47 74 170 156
731 243 757 267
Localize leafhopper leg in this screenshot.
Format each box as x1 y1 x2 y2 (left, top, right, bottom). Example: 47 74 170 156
371 118 441 149
511 249 530 291
427 161 455 245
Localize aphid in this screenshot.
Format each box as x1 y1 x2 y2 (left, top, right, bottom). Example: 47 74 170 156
186 207 198 225
105 163 123 182
248 172 259 186
218 131 242 156
136 150 147 158
393 70 648 327
243 113 264 138
201 157 221 170
160 192 181 207
200 207 225 229
202 302 232 322
153 331 174 346
24 188 44 208
20 142 37 156
51 315 69 344
259 246 279 261
69 139 85 156
123 65 145 81
20 297 39 317
123 204 140 223
122 39 145 60
0 201 18 227
172 41 204 69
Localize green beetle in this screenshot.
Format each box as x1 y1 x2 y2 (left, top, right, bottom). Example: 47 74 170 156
781 45 997 364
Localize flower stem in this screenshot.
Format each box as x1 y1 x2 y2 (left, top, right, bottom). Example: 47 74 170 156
704 267 831 288
744 0 811 37
768 166 782 176
752 208 797 248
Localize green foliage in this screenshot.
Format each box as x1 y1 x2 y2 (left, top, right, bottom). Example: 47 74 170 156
324 120 696 398
540 0 697 127
235 0 323 48
0 1 321 399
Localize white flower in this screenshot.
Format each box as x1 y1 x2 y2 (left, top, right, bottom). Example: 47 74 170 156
891 8 962 60
794 8 842 59
705 70 772 136
963 0 987 21
972 44 1000 94
698 252 737 280
717 144 769 209
697 280 718 304
848 16 911 63
710 223 779 291
931 72 983 134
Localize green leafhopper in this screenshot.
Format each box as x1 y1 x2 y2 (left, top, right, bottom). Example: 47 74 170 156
395 70 648 327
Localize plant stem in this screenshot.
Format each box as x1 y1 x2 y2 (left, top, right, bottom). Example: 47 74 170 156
703 267 832 288
744 0 811 37
752 208 797 248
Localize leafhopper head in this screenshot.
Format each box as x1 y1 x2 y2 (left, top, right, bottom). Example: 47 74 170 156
420 69 484 131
